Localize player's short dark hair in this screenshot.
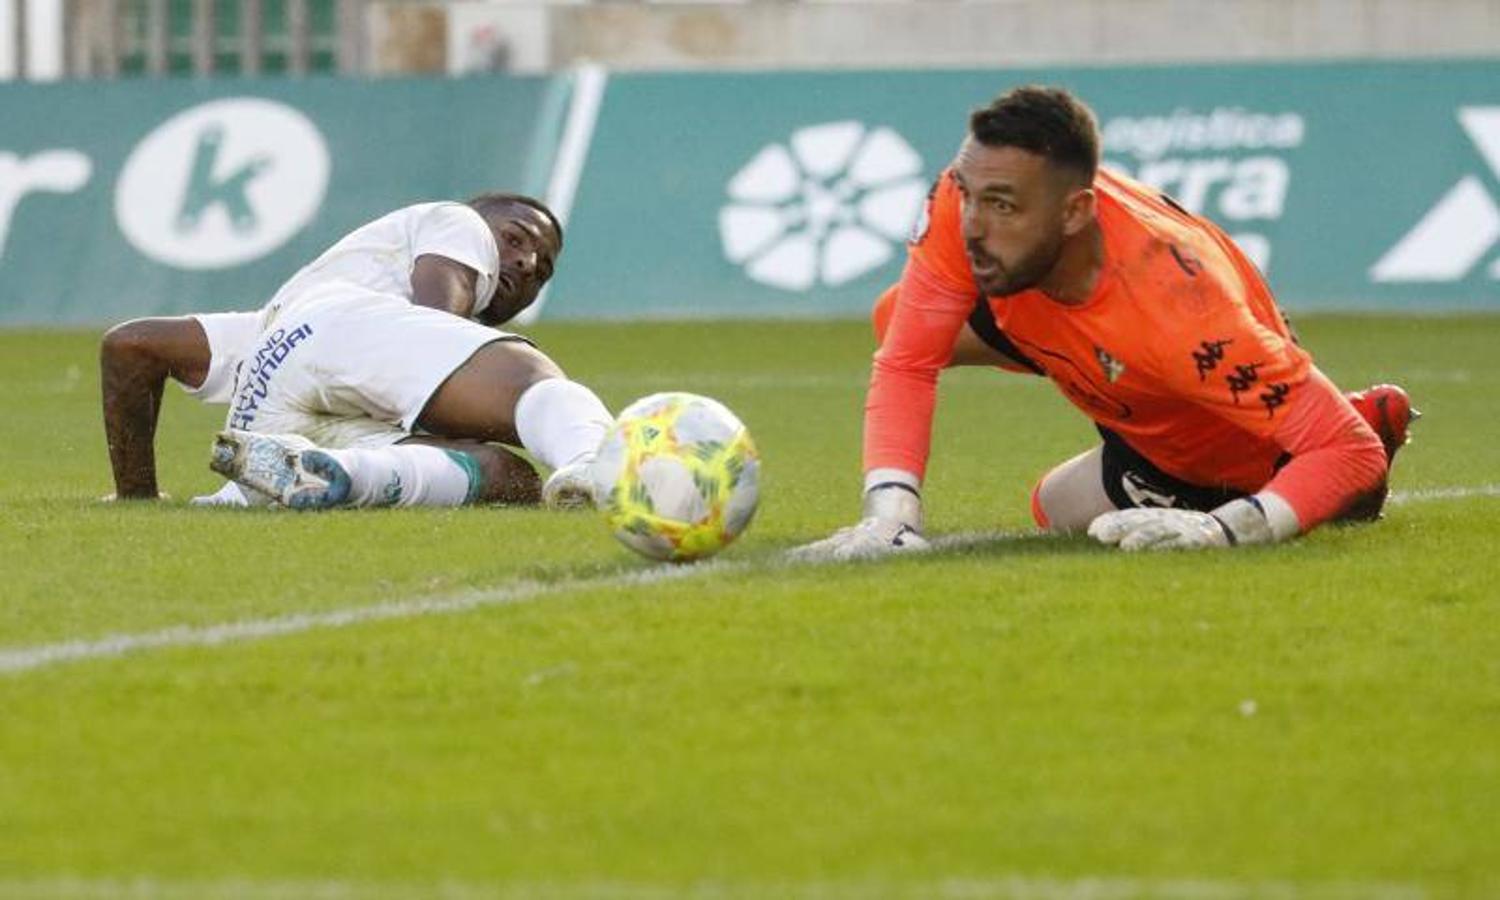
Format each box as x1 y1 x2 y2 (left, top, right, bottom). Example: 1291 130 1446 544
467 192 564 249
969 86 1100 184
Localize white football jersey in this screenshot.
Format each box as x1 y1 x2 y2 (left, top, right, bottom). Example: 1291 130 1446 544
181 311 262 404
257 202 500 330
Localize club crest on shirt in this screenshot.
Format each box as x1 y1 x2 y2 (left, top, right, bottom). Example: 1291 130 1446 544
1095 346 1126 383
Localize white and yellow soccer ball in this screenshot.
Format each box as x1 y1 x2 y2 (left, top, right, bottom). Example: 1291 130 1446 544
589 392 761 562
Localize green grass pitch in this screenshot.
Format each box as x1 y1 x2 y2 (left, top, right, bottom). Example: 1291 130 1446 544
1 315 1498 899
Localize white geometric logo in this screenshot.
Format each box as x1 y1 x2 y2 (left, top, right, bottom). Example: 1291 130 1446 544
115 98 330 270
719 121 926 292
1371 107 1500 283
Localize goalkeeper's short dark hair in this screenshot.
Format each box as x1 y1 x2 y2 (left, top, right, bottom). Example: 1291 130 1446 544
969 86 1100 185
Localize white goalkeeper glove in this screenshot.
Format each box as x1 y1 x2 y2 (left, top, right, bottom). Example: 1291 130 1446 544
1088 494 1300 552
790 516 929 563
790 472 929 562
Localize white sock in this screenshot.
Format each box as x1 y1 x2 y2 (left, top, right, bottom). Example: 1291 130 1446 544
323 445 479 508
190 480 260 507
514 378 613 470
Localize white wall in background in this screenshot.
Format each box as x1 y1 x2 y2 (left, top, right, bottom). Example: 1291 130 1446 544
0 0 63 81
448 1 552 75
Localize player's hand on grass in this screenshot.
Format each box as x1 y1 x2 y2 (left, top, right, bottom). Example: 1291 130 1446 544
1090 496 1292 551
790 516 929 562
790 478 929 562
1088 508 1231 551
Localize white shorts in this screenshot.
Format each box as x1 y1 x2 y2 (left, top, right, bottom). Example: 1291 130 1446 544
225 288 523 449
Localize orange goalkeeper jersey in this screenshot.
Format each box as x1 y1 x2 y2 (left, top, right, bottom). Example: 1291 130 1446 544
866 167 1311 493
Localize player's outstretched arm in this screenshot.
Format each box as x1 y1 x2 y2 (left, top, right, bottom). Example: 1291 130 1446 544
794 248 974 562
99 317 211 500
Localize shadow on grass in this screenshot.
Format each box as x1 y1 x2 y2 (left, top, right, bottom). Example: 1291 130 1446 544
751 528 1110 575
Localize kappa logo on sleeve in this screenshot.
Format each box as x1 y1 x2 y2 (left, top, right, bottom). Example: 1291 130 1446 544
1190 339 1288 417
1258 382 1292 418
1191 338 1233 381
1225 362 1263 405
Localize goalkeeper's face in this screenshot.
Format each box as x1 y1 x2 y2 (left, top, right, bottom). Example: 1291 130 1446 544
954 137 1085 298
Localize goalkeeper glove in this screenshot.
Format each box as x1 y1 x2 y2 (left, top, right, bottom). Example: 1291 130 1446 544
1088 495 1297 552
790 473 929 562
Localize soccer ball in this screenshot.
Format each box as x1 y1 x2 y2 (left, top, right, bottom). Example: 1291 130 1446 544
589 392 760 562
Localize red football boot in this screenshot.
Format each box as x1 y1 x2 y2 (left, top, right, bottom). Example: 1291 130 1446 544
1346 383 1420 463
1340 384 1419 521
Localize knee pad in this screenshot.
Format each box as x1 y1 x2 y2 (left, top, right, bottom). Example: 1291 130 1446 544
1031 447 1116 533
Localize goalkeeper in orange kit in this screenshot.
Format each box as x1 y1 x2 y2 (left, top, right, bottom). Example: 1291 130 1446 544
796 86 1415 559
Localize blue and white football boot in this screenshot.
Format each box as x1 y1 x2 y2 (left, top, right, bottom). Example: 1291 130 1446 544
210 430 352 510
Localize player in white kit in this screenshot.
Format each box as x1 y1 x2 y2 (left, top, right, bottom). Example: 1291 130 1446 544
100 193 613 510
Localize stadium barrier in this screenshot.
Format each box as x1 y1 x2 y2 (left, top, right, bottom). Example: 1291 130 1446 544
0 75 566 325
1 59 1497 326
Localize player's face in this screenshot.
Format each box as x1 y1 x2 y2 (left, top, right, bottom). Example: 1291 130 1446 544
953 137 1074 297
488 204 562 322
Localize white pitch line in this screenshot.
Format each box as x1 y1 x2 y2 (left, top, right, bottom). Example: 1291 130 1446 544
0 560 736 678
0 534 1041 678
0 876 1431 900
1 485 1492 679
1388 483 1500 504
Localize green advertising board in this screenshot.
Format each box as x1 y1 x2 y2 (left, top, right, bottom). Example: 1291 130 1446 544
543 59 1500 318
2 60 1498 326
0 75 565 325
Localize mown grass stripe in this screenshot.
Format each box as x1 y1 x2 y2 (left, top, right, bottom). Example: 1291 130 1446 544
0 876 1431 900
2 485 1494 679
